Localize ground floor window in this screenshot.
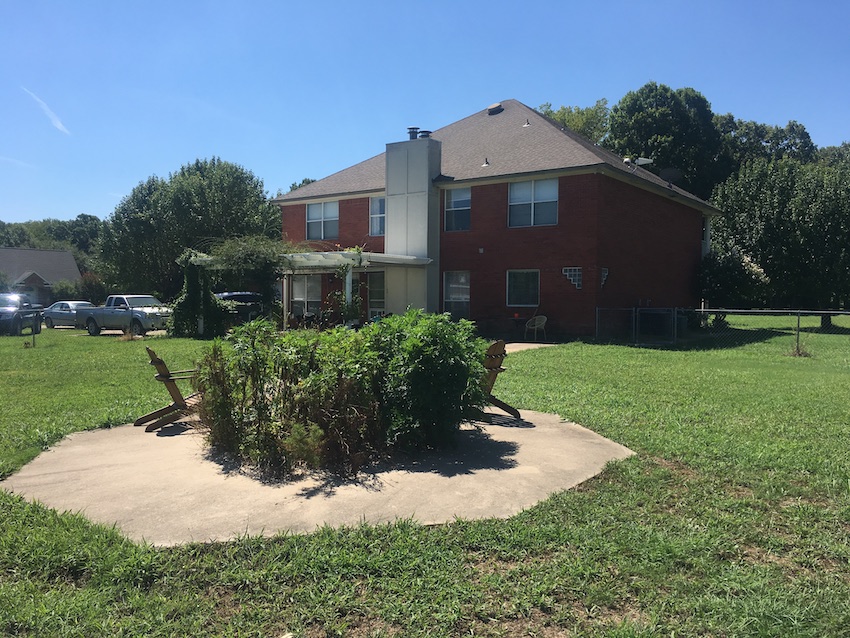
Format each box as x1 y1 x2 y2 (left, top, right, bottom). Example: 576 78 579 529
506 269 539 306
366 271 385 318
291 274 322 317
444 270 470 319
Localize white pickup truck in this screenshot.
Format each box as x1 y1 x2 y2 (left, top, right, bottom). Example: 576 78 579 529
79 295 171 336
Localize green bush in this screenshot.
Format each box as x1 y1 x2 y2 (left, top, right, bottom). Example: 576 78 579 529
194 310 488 477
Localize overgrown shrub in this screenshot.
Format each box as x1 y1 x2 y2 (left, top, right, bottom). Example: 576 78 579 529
194 310 488 477
361 310 487 447
169 250 229 338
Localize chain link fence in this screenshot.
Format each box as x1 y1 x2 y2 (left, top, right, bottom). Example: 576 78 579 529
596 308 850 351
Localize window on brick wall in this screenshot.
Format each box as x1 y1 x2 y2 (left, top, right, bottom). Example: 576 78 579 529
370 197 385 236
445 187 471 231
307 201 339 240
291 274 322 317
443 270 470 319
508 178 558 227
506 269 540 306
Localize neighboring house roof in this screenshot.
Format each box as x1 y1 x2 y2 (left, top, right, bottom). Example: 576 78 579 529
0 248 82 285
275 98 720 215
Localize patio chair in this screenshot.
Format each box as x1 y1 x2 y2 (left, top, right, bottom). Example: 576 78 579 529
524 315 547 341
482 340 521 419
134 347 201 432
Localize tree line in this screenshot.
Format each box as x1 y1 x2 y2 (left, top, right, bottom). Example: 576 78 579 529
2 83 849 311
541 82 850 310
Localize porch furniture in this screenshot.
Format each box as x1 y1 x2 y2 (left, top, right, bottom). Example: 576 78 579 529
482 340 521 419
134 347 201 432
524 315 547 341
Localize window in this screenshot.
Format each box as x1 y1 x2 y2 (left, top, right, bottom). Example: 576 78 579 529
443 271 470 319
445 187 471 231
306 201 339 240
508 178 558 227
507 270 539 306
370 197 385 236
291 274 322 316
562 267 582 289
366 272 385 318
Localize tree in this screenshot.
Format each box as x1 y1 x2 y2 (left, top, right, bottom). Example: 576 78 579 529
538 99 609 144
714 115 817 182
99 158 281 299
604 82 722 200
711 157 850 315
0 221 33 247
284 178 316 196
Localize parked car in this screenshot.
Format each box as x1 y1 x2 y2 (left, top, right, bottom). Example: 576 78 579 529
78 295 171 336
0 293 43 336
43 300 95 328
215 292 264 324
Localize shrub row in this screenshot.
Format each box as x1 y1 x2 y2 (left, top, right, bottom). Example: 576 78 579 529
194 310 488 477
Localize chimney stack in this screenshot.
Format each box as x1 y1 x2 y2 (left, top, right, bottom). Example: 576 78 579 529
407 127 419 140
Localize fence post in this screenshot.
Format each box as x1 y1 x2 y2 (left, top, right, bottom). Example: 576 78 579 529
796 310 801 353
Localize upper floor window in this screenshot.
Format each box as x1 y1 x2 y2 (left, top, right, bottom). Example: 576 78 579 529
508 178 558 227
307 201 339 240
370 197 385 236
445 187 471 231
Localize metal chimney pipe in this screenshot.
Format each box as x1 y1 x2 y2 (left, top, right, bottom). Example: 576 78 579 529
407 127 419 140
418 130 432 138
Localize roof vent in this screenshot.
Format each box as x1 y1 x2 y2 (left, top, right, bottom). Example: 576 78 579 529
418 130 432 138
487 102 504 116
407 127 419 140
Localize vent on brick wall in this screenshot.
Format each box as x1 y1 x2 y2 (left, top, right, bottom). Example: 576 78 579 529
562 267 582 289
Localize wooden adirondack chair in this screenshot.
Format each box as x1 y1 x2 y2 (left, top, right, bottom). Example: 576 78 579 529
482 340 520 419
134 347 201 432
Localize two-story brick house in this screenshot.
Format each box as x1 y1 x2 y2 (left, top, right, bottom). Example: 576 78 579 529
274 99 719 337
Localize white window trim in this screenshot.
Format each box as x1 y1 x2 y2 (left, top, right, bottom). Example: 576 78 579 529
306 201 339 240
369 197 386 237
443 270 471 317
508 178 558 228
444 187 471 232
506 269 540 307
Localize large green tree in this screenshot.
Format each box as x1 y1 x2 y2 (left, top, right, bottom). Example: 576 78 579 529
538 99 609 144
99 158 280 299
710 157 850 310
604 82 722 200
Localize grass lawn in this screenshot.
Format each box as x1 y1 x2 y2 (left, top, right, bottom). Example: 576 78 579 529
1 325 849 636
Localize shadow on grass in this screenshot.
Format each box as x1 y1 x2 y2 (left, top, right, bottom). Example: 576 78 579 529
626 327 788 352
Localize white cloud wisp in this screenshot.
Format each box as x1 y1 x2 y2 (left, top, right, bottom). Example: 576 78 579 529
22 87 71 135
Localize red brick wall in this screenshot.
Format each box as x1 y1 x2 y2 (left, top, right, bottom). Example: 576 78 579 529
440 176 602 336
278 197 385 253
439 174 703 337
279 175 704 337
596 176 703 310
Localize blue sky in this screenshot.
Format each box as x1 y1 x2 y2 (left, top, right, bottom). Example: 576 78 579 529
2 0 848 224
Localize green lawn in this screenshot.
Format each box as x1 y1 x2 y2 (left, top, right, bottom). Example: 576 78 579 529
1 326 849 636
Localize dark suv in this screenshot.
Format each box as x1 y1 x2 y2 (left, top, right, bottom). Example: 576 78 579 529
0 293 43 335
215 292 264 325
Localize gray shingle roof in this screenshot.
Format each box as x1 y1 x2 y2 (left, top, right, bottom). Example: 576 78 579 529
275 99 716 213
0 248 82 284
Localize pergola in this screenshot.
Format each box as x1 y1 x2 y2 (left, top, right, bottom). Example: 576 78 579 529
278 251 432 320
